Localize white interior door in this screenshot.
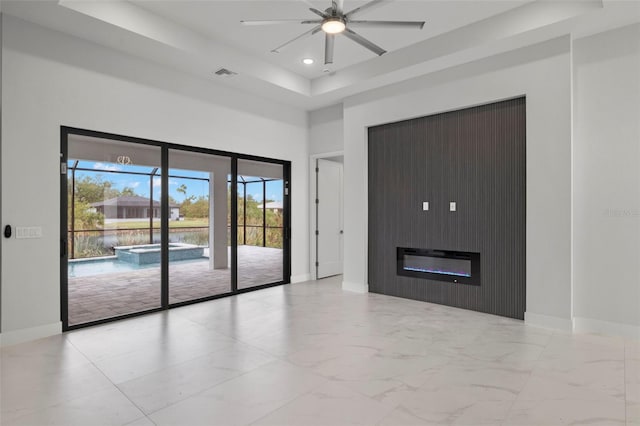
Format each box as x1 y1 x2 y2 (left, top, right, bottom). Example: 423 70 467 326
316 159 343 278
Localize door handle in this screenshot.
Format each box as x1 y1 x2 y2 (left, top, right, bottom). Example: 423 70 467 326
61 239 67 258
339 230 343 234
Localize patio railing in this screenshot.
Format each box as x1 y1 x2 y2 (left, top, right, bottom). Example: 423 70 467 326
69 225 283 259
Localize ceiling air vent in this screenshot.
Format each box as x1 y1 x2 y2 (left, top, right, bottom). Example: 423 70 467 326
214 68 237 77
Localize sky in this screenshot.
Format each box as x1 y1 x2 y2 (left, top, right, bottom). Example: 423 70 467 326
70 160 283 203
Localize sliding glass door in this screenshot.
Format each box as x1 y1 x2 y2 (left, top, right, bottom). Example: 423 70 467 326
65 137 162 327
168 150 232 304
61 128 290 330
237 159 285 289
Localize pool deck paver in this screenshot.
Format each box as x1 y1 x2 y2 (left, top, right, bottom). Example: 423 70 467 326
68 245 283 326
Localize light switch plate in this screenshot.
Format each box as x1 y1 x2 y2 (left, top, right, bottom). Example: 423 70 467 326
422 202 429 211
449 202 457 212
15 226 43 239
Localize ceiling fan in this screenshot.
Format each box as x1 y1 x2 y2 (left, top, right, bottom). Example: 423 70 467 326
241 0 425 65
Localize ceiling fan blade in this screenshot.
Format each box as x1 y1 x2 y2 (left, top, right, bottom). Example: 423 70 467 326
347 20 425 29
332 0 344 14
344 0 389 18
325 34 335 64
309 7 329 18
241 19 322 26
343 28 386 56
271 25 323 53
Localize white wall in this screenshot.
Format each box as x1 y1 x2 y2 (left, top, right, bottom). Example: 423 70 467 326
0 16 309 344
573 24 640 337
306 26 640 338
341 37 574 329
309 104 344 156
0 12 4 334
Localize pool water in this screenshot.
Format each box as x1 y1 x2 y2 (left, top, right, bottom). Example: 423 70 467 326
68 257 207 278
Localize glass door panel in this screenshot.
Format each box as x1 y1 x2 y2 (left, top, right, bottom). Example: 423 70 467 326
67 137 162 326
168 150 232 303
237 159 284 289
64 130 290 329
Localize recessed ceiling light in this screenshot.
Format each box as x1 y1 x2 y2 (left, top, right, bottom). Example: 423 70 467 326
302 58 314 65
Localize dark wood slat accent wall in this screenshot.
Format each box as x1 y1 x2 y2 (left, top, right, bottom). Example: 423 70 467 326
368 97 526 319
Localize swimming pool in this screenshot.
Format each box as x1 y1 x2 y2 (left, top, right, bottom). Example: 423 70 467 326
114 243 204 264
68 256 208 278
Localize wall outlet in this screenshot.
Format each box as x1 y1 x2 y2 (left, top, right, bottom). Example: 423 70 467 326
15 226 43 239
422 202 429 211
449 202 457 212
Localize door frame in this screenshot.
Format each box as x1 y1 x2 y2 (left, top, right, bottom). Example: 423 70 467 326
309 151 344 280
60 126 291 331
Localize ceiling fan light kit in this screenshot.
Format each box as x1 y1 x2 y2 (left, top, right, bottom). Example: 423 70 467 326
321 17 346 34
241 0 425 65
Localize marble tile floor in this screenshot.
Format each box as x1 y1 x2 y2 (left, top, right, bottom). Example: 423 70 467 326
68 245 283 326
2 275 638 426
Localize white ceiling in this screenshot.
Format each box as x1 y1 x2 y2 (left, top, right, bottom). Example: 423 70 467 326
130 0 533 79
2 0 639 110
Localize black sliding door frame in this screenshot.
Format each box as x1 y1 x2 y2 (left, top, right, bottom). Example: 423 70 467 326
230 157 239 294
60 127 291 331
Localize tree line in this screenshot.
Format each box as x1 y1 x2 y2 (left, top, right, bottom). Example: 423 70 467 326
69 175 283 247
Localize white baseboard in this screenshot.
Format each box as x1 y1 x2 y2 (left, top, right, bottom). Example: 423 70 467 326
291 273 312 284
573 317 640 340
0 321 62 347
525 312 573 332
342 280 368 293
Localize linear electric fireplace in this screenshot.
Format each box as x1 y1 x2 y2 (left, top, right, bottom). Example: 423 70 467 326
397 248 481 285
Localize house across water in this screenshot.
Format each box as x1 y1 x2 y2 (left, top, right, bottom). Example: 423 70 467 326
91 195 180 221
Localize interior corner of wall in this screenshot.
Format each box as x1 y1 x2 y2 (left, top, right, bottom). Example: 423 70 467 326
524 311 573 332
342 280 368 293
0 321 62 347
291 273 312 284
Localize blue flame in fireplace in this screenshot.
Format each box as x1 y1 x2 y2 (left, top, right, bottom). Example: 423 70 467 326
403 266 471 277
